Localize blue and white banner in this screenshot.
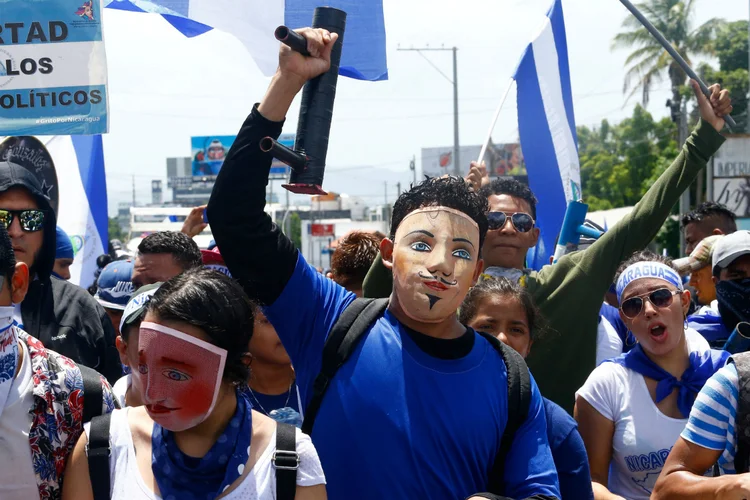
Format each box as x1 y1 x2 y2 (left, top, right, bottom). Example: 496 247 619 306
42 135 108 288
513 0 580 270
104 0 388 81
0 0 109 136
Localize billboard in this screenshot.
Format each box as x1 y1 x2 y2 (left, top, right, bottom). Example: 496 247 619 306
191 136 233 177
713 137 750 220
421 142 526 178
191 133 295 179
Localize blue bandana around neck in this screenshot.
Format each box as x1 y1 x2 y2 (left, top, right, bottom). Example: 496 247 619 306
606 344 729 418
152 389 253 500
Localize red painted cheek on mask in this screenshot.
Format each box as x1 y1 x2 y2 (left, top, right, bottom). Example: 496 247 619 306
138 323 228 431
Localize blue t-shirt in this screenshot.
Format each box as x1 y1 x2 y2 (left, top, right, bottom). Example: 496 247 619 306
600 303 635 353
264 254 560 500
544 398 594 500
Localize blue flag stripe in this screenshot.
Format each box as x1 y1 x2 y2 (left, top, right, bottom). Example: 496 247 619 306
71 136 108 249
515 46 567 270
548 0 577 145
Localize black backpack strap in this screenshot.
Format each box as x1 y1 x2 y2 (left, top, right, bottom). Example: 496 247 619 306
476 331 532 494
86 413 112 500
79 365 104 423
274 422 299 500
301 298 389 435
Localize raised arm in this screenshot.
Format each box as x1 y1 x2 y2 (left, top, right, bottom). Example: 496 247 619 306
207 28 338 306
533 81 730 299
207 29 355 397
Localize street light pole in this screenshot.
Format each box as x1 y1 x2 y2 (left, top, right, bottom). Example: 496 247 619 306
398 46 461 175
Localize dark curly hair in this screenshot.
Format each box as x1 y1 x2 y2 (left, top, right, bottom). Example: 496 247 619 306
145 267 254 385
138 231 202 271
615 250 675 284
479 178 538 219
390 176 489 250
459 277 545 342
681 201 737 233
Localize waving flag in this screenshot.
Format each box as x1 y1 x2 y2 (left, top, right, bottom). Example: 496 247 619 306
514 0 580 270
46 135 108 288
104 0 388 81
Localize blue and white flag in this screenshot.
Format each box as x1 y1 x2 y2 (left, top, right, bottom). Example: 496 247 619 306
104 0 388 81
45 135 108 288
0 0 109 136
513 0 580 270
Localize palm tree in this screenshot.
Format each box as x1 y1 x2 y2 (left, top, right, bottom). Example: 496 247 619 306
613 0 724 121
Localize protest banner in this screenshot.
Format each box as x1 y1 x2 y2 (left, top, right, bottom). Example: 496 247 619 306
0 0 109 135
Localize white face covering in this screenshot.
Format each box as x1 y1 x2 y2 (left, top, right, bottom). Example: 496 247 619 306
0 294 19 419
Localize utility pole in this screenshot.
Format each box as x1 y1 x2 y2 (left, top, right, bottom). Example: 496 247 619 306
409 155 417 186
398 46 460 175
396 182 402 197
678 99 689 255
384 181 388 206
131 175 136 207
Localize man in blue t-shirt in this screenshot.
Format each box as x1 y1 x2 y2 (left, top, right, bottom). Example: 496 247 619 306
207 27 559 500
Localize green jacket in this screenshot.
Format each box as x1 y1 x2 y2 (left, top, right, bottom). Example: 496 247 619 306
362 120 726 413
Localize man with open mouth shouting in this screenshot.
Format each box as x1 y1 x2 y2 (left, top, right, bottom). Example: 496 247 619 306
208 27 559 500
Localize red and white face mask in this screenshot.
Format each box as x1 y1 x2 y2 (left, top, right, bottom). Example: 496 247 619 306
137 322 227 431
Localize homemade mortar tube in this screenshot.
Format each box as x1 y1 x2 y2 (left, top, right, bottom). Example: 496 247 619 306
287 7 346 195
724 322 750 354
275 26 311 57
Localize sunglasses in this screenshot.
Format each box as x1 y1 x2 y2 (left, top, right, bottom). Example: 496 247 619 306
487 211 535 233
620 288 681 319
0 209 45 233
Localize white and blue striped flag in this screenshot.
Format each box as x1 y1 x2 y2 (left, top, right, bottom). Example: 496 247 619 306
514 0 581 269
45 135 108 288
104 0 388 81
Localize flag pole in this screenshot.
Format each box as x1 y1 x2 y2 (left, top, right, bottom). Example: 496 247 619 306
477 78 516 166
618 0 736 129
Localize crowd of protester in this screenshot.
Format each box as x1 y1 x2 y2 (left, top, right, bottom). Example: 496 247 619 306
0 26 748 500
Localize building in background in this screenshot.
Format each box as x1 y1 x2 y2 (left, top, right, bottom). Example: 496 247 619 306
421 142 527 180
713 136 750 230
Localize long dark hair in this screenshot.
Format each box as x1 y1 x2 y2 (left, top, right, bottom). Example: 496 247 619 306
146 268 254 384
459 278 545 341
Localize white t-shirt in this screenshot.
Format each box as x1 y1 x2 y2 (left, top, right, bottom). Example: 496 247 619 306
84 408 326 500
0 341 40 500
112 374 131 408
576 342 708 500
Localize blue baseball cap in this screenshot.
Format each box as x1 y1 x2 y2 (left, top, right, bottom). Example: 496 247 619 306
95 260 135 310
55 227 74 260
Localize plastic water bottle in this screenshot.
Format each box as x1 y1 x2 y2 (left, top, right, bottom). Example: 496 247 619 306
269 407 303 428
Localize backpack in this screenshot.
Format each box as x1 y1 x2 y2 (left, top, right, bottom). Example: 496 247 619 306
86 415 299 500
731 352 750 473
301 297 532 495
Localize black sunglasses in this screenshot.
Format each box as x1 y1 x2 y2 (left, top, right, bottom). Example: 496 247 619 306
0 209 45 233
487 211 535 233
620 288 680 319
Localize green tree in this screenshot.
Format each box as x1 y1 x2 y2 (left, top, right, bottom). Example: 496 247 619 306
288 212 302 250
699 20 748 130
579 105 678 211
612 0 724 121
108 217 124 242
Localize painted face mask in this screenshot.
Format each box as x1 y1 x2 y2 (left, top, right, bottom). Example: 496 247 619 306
391 207 481 323
137 322 227 432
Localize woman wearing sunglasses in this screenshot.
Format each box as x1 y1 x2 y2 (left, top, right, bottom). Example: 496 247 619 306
574 251 728 500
